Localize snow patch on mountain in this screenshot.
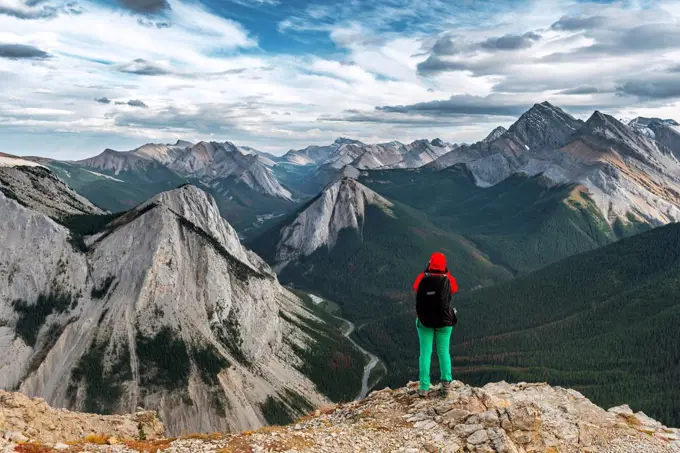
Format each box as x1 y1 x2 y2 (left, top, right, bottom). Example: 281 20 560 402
0 153 46 168
84 169 124 182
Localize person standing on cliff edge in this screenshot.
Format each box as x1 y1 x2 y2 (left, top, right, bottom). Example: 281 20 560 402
412 252 458 398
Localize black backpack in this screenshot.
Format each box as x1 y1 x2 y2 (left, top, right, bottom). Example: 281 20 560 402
416 270 457 328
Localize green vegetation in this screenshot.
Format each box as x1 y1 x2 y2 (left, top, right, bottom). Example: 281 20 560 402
192 344 230 386
91 276 116 299
255 200 512 324
70 339 132 414
359 167 618 273
59 211 122 252
12 289 73 347
360 223 680 427
281 292 366 402
25 323 67 376
271 164 325 196
281 389 314 414
260 396 294 426
211 310 249 366
204 176 300 239
0 185 27 207
136 327 190 390
60 212 122 236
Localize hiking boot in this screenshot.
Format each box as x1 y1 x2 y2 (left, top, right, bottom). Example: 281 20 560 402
417 389 429 398
440 381 452 398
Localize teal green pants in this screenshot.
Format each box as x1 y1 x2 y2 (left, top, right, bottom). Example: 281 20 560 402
416 318 453 390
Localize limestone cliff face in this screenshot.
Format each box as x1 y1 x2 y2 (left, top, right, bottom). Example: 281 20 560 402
273 178 393 267
1 381 678 452
0 171 330 436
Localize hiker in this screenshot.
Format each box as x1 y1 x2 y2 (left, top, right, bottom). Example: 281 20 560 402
412 252 458 397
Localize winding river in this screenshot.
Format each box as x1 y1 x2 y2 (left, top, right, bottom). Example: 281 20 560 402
308 294 382 400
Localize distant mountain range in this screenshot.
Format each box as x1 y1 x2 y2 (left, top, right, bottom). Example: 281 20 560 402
20 103 680 238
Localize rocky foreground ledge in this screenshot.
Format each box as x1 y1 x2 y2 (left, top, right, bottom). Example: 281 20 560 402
1 382 679 452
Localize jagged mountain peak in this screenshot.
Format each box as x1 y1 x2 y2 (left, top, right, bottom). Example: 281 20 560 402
170 139 194 148
274 177 392 267
333 137 364 146
482 126 508 144
167 142 292 200
629 117 680 128
507 102 583 151
431 138 445 147
77 147 157 174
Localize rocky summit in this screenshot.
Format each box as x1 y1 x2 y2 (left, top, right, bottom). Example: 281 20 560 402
1 381 678 452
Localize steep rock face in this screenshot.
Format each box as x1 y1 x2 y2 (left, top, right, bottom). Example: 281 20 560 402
0 183 330 436
274 178 393 267
481 126 507 144
630 117 680 159
0 162 104 219
506 101 584 151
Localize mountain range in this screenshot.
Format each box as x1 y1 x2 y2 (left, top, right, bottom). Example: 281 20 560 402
4 100 680 431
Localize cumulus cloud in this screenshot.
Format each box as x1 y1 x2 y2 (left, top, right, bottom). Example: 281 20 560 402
417 55 469 75
3 0 680 156
376 95 530 117
617 75 680 100
0 0 57 19
118 58 171 75
557 86 602 95
550 15 607 31
127 99 148 108
117 0 169 14
479 32 541 51
0 43 49 59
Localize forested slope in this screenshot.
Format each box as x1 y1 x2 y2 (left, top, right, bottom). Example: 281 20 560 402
357 222 680 426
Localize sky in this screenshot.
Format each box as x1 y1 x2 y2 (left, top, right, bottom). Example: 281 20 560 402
1 0 680 158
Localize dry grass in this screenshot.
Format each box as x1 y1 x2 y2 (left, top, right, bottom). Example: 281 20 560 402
261 434 315 452
123 438 174 453
183 432 223 441
83 434 108 445
14 443 55 453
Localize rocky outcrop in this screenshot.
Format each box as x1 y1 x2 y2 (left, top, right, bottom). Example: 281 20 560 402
0 390 164 444
3 381 677 452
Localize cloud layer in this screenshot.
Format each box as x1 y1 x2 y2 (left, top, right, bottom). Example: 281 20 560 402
1 0 680 158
